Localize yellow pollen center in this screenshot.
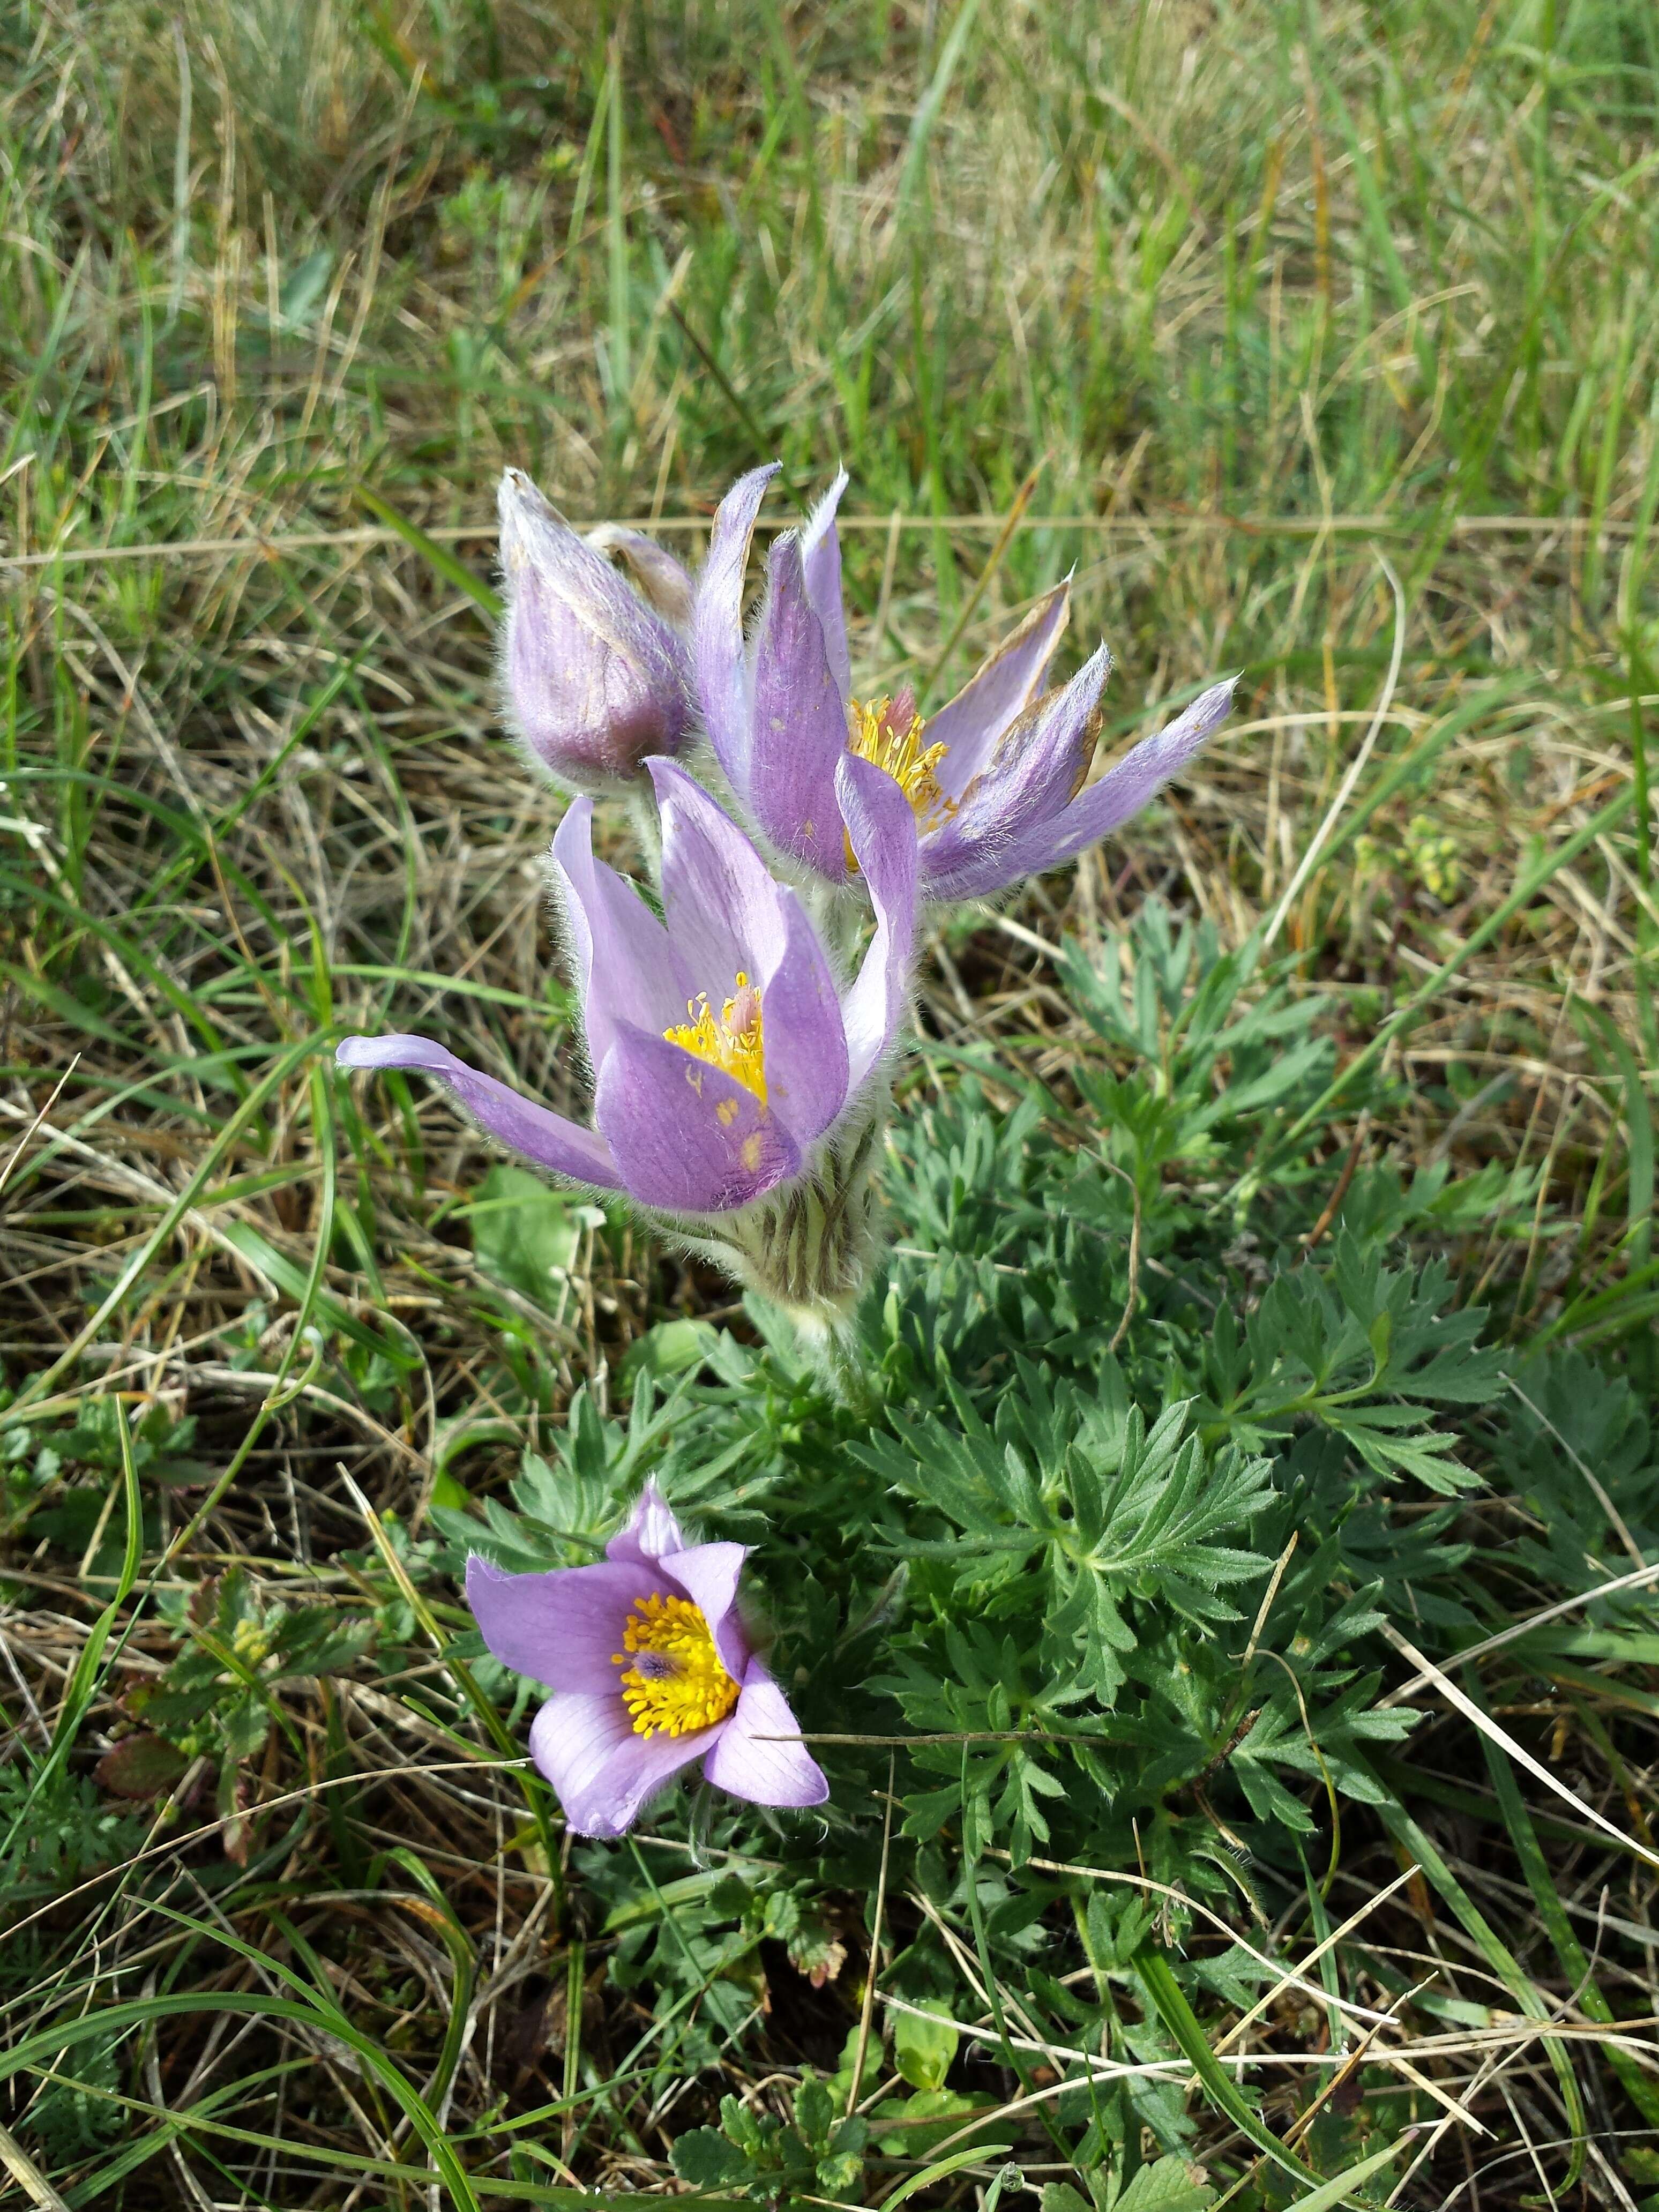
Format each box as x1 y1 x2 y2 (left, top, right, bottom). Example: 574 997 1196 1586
613 1593 740 1738
846 694 956 864
662 970 767 1104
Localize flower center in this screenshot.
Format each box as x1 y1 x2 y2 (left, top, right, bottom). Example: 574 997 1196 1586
662 971 767 1104
847 690 957 846
613 1593 740 1739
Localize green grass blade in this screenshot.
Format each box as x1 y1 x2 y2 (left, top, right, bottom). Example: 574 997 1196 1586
356 484 501 620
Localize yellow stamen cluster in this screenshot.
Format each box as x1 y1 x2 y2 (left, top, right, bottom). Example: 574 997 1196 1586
847 694 956 838
662 972 767 1103
614 1593 740 1739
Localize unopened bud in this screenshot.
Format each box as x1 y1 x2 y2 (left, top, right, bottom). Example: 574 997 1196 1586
497 469 693 795
585 523 695 627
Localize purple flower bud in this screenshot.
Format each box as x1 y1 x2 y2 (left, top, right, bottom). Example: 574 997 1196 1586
498 469 694 796
467 1482 827 1839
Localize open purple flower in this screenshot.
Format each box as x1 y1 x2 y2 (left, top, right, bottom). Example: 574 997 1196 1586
335 756 916 1222
693 462 1236 901
498 469 696 795
468 1483 827 1838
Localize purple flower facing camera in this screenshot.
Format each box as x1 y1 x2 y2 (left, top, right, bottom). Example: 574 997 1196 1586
467 1484 826 1839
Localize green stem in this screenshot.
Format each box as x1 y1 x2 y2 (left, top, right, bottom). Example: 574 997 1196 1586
794 1309 878 1417
625 783 662 889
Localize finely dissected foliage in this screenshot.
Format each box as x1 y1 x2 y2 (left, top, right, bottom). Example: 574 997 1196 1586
3 0 1659 2206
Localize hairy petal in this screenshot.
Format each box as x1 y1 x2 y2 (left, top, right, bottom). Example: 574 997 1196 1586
928 580 1072 799
529 1693 716 1839
467 1557 663 1695
754 896 850 1144
605 1481 685 1566
838 754 920 1092
335 1034 622 1190
801 468 851 701
693 462 780 788
649 759 801 990
596 1023 801 1212
585 525 695 626
703 1661 828 1809
660 1542 752 1684
929 677 1237 901
551 798 692 1072
499 470 690 790
649 760 849 1144
921 645 1111 877
748 532 851 884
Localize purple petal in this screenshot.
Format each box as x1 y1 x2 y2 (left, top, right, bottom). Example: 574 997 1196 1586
748 533 851 884
529 1692 717 1839
606 1481 685 1566
500 475 678 667
648 760 849 1146
647 757 803 981
335 1033 623 1190
838 754 920 1091
551 798 694 1073
928 580 1072 799
801 469 851 701
754 897 852 1144
595 1022 801 1213
467 1556 666 1694
693 462 780 789
928 677 1236 901
703 1661 828 1810
585 524 694 627
920 645 1110 879
498 472 690 790
659 1541 752 1684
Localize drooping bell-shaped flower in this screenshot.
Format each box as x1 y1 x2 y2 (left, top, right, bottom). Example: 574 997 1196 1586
335 756 917 1314
469 1482 827 1839
693 462 1236 902
498 469 696 796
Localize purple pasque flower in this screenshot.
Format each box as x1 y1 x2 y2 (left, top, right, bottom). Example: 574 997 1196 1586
335 753 916 1221
498 469 695 796
693 461 1236 901
467 1482 827 1838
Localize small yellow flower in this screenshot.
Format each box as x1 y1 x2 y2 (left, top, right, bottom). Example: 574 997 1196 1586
230 1618 273 1670
1404 815 1462 903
